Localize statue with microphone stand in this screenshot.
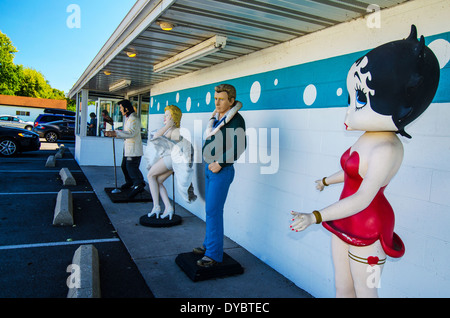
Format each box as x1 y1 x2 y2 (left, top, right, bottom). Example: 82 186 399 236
104 100 151 203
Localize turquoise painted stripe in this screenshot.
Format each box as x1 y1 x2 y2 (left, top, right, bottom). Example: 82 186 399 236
150 32 450 114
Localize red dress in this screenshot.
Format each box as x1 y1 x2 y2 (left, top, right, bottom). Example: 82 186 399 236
322 148 405 258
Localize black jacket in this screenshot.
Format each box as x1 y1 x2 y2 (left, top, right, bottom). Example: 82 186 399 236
202 112 246 167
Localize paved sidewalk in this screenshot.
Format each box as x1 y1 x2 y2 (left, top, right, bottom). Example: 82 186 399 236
81 163 312 298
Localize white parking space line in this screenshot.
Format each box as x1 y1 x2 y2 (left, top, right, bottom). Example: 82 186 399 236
0 170 82 173
0 158 74 161
0 191 95 195
0 238 120 251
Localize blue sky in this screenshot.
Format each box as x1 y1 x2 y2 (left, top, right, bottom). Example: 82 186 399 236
0 0 137 95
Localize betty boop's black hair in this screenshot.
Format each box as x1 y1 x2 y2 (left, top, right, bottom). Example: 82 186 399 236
356 25 440 138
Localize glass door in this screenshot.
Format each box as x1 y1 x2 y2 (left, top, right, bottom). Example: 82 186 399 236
141 95 149 143
98 99 122 136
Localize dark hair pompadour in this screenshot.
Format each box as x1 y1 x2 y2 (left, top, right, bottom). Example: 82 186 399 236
118 99 135 115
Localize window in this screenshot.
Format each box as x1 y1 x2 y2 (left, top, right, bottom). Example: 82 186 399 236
129 93 150 143
16 111 30 116
76 92 82 135
130 95 139 113
98 99 123 136
141 95 149 143
94 95 149 139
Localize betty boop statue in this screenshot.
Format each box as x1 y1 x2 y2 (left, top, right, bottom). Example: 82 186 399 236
290 25 440 297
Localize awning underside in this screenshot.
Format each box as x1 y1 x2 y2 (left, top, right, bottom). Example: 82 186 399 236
71 0 408 98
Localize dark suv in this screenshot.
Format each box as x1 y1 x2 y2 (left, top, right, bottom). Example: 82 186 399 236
34 108 75 128
33 120 75 142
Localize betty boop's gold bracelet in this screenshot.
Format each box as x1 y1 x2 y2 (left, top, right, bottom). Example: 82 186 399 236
312 210 322 224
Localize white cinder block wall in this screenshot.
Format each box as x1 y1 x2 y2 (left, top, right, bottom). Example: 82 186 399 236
146 0 450 297
0 106 42 123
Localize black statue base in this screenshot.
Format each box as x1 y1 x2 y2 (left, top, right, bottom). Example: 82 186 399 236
175 252 244 282
139 213 182 227
105 187 152 203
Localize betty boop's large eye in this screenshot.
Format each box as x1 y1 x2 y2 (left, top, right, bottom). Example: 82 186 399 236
355 88 367 110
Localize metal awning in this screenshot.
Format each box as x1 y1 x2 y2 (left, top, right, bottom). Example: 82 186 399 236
68 0 409 98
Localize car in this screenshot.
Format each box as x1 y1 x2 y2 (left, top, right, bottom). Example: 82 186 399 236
34 108 75 128
33 120 75 142
0 125 41 156
0 115 34 130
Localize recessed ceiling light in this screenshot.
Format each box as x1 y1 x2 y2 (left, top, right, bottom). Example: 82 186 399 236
157 21 175 31
126 51 137 58
103 70 111 75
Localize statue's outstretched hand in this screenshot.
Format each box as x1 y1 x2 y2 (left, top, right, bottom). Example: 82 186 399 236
315 179 325 191
290 211 315 232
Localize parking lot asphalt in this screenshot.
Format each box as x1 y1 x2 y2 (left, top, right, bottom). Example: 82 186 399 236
0 140 153 298
1 139 313 308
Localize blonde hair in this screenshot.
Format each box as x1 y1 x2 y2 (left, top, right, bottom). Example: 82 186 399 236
165 105 182 128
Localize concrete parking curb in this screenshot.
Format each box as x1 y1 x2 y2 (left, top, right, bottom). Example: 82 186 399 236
53 189 74 226
45 155 56 167
67 244 101 298
55 145 66 159
59 167 76 186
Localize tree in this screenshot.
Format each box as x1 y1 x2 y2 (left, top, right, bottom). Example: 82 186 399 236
0 30 23 95
17 67 58 99
66 98 76 111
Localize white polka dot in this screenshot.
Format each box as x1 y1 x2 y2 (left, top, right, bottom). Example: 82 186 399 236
274 79 278 86
303 84 317 106
250 81 261 103
176 92 180 103
336 88 343 97
157 102 160 111
150 97 154 108
186 97 192 112
206 92 211 105
429 39 450 69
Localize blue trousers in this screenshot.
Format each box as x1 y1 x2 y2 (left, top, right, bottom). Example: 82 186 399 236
203 164 235 262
